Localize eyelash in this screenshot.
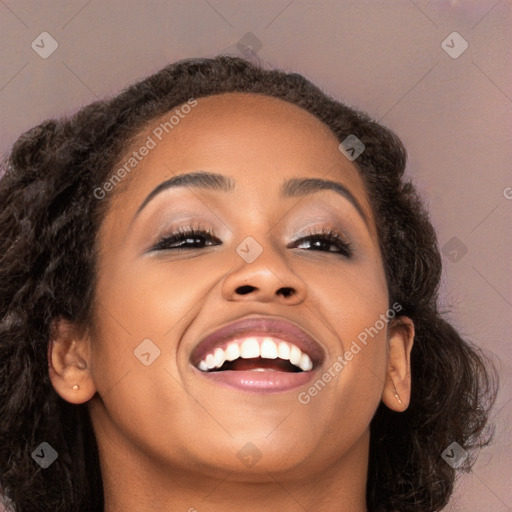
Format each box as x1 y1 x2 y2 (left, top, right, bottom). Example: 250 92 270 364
151 223 353 257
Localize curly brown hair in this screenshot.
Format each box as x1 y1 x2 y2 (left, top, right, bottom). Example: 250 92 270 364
0 55 500 512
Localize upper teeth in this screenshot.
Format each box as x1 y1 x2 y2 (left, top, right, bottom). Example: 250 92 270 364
197 337 313 372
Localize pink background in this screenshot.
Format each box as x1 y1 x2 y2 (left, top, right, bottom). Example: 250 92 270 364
0 1 511 510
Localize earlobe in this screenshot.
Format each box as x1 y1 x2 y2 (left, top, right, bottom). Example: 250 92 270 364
381 316 415 412
47 318 97 404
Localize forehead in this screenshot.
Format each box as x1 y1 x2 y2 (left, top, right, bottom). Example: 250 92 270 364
181 91 335 133
165 92 341 155
121 92 365 193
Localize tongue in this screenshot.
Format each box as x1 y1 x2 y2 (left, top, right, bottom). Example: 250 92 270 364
225 357 300 372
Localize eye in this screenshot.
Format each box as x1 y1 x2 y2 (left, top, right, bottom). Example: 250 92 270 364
151 224 219 251
292 227 353 257
150 224 353 257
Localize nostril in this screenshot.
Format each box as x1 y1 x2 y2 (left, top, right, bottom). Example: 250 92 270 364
279 287 294 298
236 285 255 295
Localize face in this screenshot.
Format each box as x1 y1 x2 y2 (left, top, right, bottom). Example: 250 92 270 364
50 92 414 482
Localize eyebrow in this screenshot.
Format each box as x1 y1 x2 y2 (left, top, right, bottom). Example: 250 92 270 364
133 171 370 227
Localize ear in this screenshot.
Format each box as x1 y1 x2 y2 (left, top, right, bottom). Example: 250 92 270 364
381 316 415 412
47 317 97 404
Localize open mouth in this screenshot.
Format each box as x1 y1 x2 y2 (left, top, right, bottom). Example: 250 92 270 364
218 357 303 372
190 316 325 393
195 337 314 373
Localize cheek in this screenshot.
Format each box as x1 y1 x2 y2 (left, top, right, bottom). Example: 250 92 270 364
87 251 217 396
93 252 202 342
87 257 209 454
306 250 389 342
301 254 390 396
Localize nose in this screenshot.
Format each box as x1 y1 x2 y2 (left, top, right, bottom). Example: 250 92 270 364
221 241 307 305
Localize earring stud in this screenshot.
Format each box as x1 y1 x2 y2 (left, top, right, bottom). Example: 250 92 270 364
393 384 403 404
72 384 80 391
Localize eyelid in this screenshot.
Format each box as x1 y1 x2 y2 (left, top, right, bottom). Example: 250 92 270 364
151 220 351 242
290 221 352 242
145 219 217 249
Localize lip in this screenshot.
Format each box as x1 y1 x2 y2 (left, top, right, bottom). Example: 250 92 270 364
192 367 319 394
190 315 325 368
189 315 325 393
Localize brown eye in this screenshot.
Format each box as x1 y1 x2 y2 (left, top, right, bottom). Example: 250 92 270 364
293 228 352 257
152 226 219 251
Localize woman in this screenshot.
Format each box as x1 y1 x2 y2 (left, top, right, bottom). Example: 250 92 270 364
0 55 499 511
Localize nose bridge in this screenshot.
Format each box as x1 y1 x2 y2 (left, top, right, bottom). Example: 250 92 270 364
237 231 285 268
228 182 288 253
231 208 285 266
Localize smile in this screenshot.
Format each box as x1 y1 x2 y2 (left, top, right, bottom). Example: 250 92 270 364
195 336 314 372
191 335 321 394
189 315 325 393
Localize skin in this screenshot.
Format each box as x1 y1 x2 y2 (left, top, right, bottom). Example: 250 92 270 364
48 92 414 512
